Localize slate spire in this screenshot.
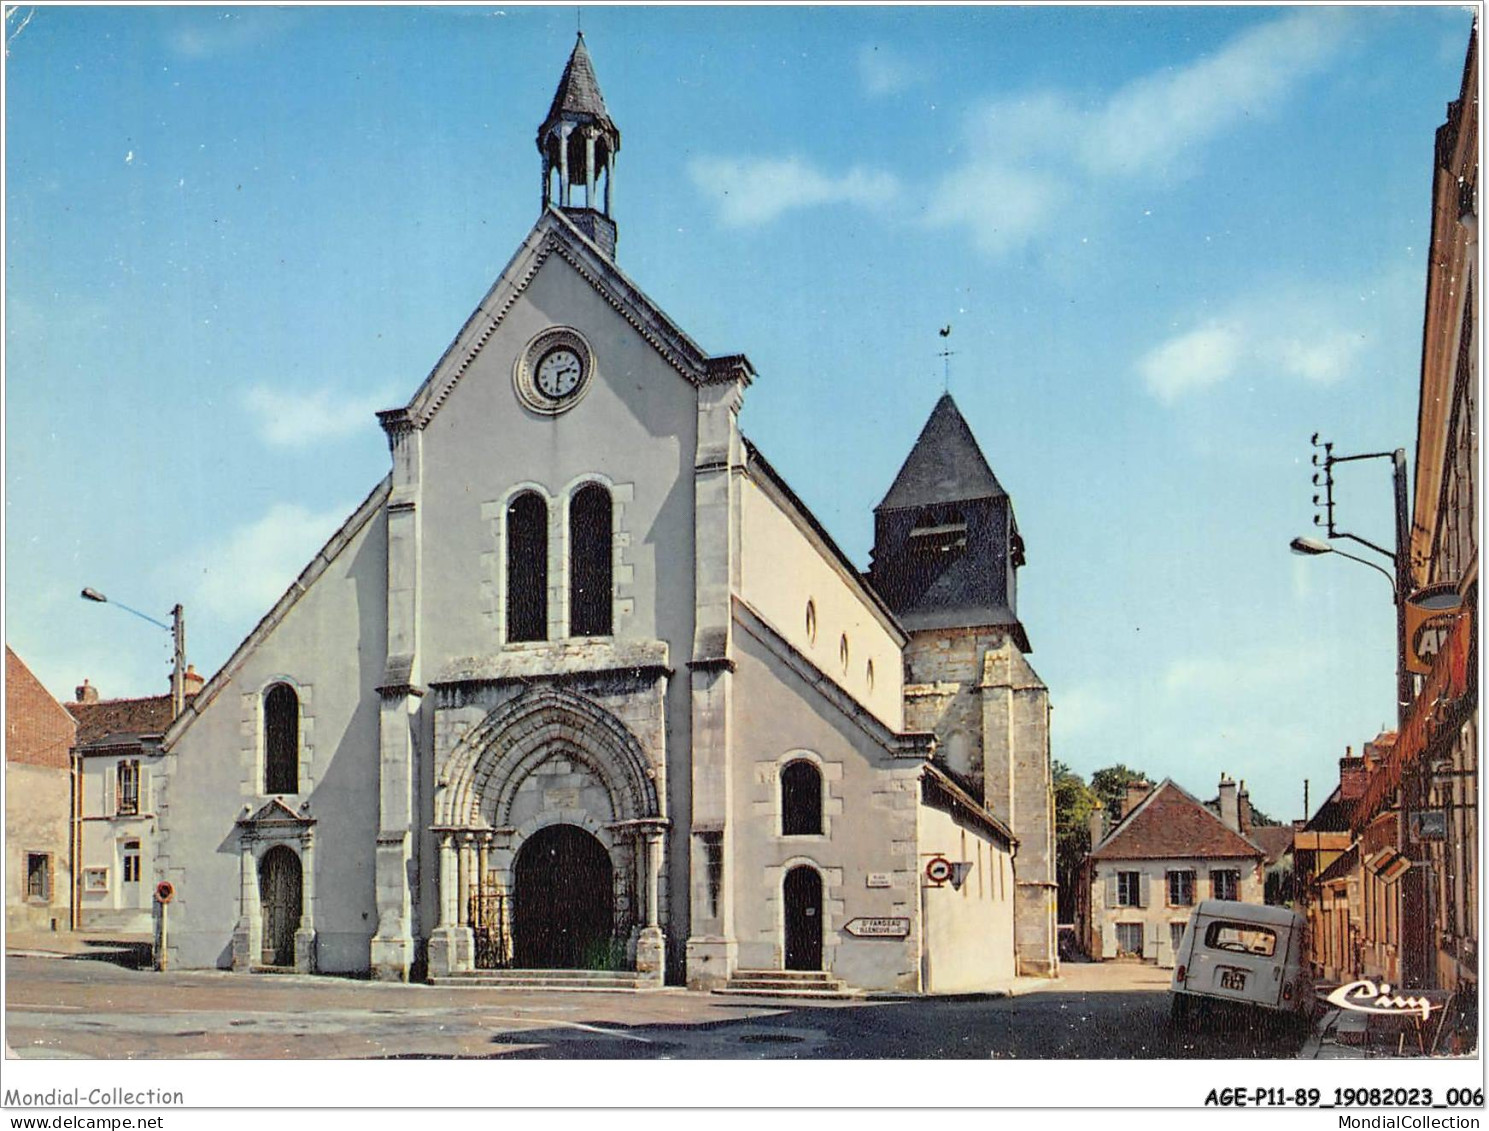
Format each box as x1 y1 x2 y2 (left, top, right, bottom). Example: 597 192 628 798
537 33 621 258
868 394 1029 648
876 394 1006 513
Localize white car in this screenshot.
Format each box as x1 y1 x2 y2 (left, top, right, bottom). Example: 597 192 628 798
1170 900 1313 1025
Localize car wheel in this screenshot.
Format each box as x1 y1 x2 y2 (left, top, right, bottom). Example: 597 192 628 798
1170 995 1191 1029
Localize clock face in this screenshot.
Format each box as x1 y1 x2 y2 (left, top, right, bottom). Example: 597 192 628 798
536 347 583 398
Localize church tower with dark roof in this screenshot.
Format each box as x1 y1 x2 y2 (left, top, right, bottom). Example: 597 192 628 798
869 393 1028 650
870 394 1058 977
537 32 621 258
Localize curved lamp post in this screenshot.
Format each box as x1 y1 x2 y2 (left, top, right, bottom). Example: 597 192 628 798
80 588 186 719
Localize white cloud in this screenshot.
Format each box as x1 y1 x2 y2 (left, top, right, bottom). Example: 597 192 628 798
1138 322 1242 403
167 9 293 59
244 383 396 447
181 502 352 624
1080 8 1350 178
927 8 1351 254
1137 281 1376 403
858 45 921 97
687 156 899 228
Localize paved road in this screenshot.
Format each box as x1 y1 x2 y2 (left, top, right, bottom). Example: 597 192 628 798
3 956 1304 1060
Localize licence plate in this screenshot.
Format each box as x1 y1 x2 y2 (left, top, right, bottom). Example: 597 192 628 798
1219 968 1247 991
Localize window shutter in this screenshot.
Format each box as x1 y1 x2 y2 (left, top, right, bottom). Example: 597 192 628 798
104 767 114 815
139 766 151 814
1105 872 1118 906
1139 872 1151 908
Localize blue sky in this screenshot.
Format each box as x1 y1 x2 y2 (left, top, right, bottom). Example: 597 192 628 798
5 4 1474 823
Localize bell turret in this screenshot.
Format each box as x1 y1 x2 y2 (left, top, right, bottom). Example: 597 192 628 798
537 33 620 258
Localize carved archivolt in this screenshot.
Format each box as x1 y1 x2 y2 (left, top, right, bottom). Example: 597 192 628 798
438 686 658 828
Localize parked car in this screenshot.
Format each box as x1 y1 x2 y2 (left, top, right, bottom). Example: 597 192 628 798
1170 900 1312 1026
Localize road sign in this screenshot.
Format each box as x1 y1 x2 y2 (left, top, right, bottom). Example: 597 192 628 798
155 881 175 904
925 856 952 884
844 917 910 938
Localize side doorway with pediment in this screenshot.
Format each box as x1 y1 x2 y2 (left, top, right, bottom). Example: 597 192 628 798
232 798 318 973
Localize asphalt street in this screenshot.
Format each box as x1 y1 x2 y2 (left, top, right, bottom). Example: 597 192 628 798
2 955 1307 1061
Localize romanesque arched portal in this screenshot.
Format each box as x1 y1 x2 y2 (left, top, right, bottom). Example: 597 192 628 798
428 686 667 979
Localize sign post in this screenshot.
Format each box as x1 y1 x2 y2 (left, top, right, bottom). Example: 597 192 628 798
154 881 175 972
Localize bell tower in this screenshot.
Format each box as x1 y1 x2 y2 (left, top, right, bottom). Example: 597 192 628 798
870 393 1059 977
538 32 621 258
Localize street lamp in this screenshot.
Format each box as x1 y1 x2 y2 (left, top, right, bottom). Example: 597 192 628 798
80 588 186 719
1289 536 1399 594
1293 435 1411 724
1293 434 1426 988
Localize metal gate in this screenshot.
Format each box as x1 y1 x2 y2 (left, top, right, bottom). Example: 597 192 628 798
469 880 512 970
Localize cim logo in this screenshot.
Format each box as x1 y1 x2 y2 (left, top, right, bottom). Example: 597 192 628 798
1325 978 1435 1022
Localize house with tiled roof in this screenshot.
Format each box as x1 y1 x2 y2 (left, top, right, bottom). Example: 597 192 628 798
5 647 76 933
67 671 201 933
1078 775 1266 966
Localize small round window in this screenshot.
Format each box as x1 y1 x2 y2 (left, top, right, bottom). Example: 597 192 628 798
839 634 850 673
805 600 817 644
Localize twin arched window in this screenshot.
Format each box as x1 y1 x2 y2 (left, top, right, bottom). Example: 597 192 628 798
506 483 613 642
569 483 613 637
507 492 549 642
781 759 823 836
264 683 299 795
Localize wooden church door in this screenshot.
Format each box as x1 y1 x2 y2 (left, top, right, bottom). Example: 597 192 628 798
259 846 302 967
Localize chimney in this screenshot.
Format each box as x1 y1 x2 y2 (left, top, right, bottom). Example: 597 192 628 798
1087 802 1107 849
74 679 99 704
182 664 205 700
1238 780 1253 834
1339 746 1368 802
1218 774 1240 832
1121 780 1151 819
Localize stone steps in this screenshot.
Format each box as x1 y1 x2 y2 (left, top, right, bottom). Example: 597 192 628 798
429 969 661 992
715 969 856 999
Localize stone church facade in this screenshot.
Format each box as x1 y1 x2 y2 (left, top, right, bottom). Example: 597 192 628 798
156 36 1057 991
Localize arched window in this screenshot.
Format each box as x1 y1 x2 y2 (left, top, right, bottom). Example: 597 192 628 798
780 759 823 836
264 683 299 795
569 483 613 637
507 491 549 642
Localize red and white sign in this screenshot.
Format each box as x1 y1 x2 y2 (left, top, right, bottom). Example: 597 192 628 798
925 856 953 884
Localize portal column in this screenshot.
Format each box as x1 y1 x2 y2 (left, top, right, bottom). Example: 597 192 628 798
635 823 667 983
294 831 318 974
427 830 472 977
231 839 257 972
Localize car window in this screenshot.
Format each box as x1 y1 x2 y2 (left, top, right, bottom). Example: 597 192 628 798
1203 921 1277 957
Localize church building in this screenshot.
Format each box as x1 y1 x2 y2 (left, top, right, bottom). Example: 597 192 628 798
156 35 1057 992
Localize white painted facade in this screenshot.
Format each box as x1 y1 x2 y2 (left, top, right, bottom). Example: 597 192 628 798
77 749 165 934
1086 856 1265 968
153 37 1038 993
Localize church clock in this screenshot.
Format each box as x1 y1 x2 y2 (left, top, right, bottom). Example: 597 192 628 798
514 327 595 414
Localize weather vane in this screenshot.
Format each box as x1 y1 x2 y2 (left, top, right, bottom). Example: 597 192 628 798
937 324 954 394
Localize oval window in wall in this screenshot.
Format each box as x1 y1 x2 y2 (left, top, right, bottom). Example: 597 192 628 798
839 634 850 674
866 658 875 692
805 600 817 644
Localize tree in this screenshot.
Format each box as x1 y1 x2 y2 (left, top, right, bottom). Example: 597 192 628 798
1052 761 1099 924
1089 763 1151 819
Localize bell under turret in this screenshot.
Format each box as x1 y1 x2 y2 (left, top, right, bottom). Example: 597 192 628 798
537 33 620 258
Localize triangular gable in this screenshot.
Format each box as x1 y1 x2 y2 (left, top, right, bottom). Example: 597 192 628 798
1091 778 1264 861
397 208 753 431
877 394 1006 512
238 797 314 827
